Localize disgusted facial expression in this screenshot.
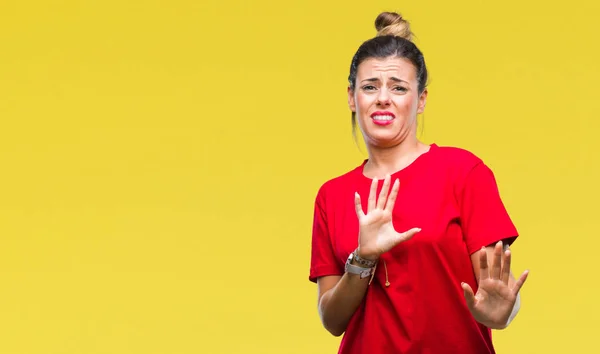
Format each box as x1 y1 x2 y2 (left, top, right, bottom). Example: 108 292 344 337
349 56 427 148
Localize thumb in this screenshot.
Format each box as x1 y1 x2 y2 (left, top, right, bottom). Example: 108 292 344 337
397 227 421 243
461 282 476 310
383 228 421 253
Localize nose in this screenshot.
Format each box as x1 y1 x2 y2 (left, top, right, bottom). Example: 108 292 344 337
376 89 391 106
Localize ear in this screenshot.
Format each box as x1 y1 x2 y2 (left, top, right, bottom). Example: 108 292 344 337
348 86 356 112
417 89 428 114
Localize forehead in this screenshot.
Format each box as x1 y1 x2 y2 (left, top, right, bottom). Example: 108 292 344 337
356 56 416 81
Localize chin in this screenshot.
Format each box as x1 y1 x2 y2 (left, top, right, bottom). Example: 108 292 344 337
364 132 404 148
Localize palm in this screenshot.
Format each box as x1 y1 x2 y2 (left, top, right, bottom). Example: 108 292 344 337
354 175 420 259
462 244 529 329
468 277 517 327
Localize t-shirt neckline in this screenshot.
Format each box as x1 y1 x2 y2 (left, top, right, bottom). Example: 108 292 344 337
357 143 438 181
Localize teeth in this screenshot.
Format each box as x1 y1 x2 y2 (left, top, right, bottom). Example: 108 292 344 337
372 115 394 121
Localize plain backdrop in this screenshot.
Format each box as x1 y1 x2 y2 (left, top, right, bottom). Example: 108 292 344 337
1 0 598 353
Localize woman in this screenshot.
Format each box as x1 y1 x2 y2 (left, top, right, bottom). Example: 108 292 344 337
308 11 529 354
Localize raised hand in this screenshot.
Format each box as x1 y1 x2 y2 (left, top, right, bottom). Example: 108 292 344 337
354 175 421 260
461 241 529 329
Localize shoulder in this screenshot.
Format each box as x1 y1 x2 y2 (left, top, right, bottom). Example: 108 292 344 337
426 144 496 197
427 144 487 179
432 144 483 169
430 145 508 200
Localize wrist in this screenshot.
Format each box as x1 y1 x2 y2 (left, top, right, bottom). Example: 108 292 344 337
355 247 379 262
345 251 376 279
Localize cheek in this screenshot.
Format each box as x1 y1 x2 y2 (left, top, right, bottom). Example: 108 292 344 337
393 96 417 111
356 94 374 111
399 98 424 119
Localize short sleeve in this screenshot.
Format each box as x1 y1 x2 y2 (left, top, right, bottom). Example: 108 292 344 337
459 162 519 255
308 187 344 283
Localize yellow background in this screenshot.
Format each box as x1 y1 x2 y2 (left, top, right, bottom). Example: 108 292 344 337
0 0 598 353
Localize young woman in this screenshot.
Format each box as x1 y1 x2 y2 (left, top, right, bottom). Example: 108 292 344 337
308 11 529 354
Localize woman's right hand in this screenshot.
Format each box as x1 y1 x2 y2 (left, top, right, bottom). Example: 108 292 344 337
354 175 421 260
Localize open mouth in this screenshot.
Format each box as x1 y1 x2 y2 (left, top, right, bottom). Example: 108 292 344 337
371 112 395 126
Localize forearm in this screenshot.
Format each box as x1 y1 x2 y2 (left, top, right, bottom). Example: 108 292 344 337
318 272 370 336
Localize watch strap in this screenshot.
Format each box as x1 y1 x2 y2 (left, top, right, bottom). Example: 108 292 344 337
352 249 377 268
345 262 374 279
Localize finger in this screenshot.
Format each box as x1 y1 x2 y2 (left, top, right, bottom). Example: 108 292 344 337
479 247 489 280
512 270 530 295
377 175 391 210
367 178 378 212
384 178 400 213
491 241 503 279
354 192 365 219
385 228 421 251
501 249 511 285
396 227 421 243
461 282 476 310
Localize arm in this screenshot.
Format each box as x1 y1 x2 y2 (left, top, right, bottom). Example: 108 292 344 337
457 162 528 329
316 271 370 337
312 175 420 337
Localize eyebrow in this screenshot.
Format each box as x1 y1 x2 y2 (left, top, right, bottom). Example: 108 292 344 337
361 77 408 84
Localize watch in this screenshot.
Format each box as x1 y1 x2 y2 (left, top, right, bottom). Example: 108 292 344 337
351 249 377 268
345 251 375 279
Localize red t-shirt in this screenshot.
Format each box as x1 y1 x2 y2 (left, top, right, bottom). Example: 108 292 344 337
309 143 518 354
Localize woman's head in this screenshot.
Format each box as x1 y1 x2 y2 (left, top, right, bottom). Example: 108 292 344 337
348 12 429 148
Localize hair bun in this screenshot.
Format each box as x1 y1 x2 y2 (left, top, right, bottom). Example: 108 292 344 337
375 11 413 41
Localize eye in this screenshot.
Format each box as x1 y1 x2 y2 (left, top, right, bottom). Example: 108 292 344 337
392 86 408 92
361 85 377 91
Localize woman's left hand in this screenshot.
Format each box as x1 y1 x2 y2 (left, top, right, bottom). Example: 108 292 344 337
461 242 529 329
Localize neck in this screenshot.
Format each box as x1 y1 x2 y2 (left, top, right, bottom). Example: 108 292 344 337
363 137 429 178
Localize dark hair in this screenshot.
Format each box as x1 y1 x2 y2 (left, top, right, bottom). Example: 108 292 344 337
348 12 429 132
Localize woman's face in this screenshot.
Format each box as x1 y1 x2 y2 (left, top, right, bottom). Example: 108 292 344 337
348 56 427 148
